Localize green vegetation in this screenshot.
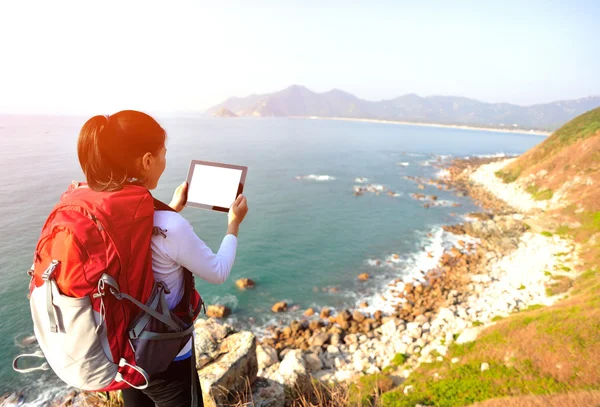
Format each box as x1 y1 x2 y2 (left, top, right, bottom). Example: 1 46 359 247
472 320 483 327
523 304 544 312
526 184 554 201
497 107 600 182
381 361 565 407
555 251 569 257
544 271 552 276
390 353 408 367
495 170 518 183
518 284 526 290
351 373 394 406
541 231 553 237
491 315 504 322
556 225 572 237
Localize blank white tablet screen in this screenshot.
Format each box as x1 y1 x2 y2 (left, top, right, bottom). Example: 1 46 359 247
188 165 242 209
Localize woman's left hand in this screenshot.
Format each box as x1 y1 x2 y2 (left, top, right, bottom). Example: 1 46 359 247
169 182 188 212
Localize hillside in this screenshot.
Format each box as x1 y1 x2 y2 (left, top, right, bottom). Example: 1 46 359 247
496 107 600 211
206 85 600 131
376 109 600 406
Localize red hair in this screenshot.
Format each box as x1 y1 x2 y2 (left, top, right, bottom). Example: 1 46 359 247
77 110 166 191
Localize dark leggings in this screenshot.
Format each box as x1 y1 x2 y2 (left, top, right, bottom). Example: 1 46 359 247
121 357 203 407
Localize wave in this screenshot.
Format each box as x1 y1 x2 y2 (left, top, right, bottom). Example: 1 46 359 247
295 174 336 181
356 227 477 314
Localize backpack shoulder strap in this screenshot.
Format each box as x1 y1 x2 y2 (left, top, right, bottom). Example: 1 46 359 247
151 198 202 321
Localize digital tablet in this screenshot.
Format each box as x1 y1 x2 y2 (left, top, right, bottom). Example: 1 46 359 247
185 160 248 213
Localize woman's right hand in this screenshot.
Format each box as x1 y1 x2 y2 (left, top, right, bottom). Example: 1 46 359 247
228 194 248 226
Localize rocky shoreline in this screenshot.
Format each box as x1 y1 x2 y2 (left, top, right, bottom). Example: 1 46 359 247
233 157 578 401
2 157 579 407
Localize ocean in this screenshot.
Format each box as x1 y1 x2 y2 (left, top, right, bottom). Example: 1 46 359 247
0 115 544 404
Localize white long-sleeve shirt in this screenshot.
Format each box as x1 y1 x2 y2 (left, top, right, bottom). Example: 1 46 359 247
150 209 238 358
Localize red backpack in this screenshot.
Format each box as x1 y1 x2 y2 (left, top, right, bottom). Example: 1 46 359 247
13 182 202 391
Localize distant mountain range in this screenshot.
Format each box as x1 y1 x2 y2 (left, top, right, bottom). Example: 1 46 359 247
206 85 600 131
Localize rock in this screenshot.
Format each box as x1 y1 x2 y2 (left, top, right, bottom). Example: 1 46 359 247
303 308 315 317
373 310 383 321
257 345 279 370
309 320 324 332
326 345 340 355
251 377 285 407
309 332 330 347
451 357 459 364
199 331 258 407
197 354 213 369
455 327 482 344
195 327 218 356
330 334 342 346
403 385 414 395
344 334 358 344
206 304 232 319
437 307 455 322
481 362 490 372
303 352 324 372
352 310 366 323
235 278 256 290
320 308 331 318
271 302 288 313
336 310 352 325
381 319 397 338
358 273 370 281
277 349 309 390
359 302 369 308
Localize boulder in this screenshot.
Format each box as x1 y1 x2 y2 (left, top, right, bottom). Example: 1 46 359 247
251 377 285 407
199 331 258 407
358 273 370 281
303 352 324 372
320 308 331 319
336 310 352 325
308 320 324 332
235 278 256 290
303 308 315 317
206 305 232 319
276 349 309 390
352 310 366 323
257 345 279 370
308 332 330 347
455 327 482 344
381 319 397 338
271 302 288 313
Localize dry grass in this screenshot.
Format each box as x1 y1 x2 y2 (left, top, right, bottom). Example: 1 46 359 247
468 390 600 407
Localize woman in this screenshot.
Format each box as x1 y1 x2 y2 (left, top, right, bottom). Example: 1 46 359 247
77 110 248 406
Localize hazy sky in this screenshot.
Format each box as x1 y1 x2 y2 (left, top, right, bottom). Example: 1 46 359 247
0 0 598 114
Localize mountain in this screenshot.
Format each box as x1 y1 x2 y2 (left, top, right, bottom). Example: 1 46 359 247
206 85 600 131
213 107 238 118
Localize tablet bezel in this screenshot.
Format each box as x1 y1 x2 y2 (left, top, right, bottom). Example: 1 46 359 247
185 160 247 213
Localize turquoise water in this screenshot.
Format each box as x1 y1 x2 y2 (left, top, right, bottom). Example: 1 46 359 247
0 115 544 402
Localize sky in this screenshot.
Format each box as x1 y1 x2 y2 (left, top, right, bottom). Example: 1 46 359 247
0 0 598 114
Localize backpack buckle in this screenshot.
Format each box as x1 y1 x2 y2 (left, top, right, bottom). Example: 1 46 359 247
41 260 60 281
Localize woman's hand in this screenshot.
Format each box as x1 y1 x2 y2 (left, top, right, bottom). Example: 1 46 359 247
227 195 248 236
169 182 188 212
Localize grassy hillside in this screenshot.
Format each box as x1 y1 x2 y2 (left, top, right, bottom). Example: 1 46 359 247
379 108 600 406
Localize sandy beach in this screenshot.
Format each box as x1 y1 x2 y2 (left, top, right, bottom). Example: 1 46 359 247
296 116 551 136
